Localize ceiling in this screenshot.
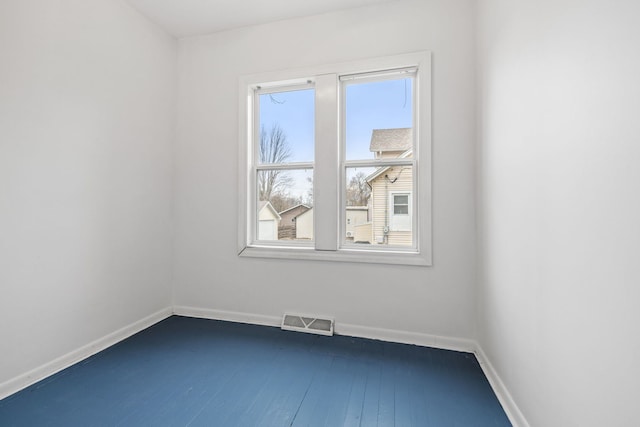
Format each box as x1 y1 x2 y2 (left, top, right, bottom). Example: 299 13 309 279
126 0 400 38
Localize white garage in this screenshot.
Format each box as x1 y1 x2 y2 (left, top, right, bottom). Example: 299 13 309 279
257 201 281 241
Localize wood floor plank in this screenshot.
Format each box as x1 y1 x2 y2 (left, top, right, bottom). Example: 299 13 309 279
289 355 360 427
358 359 383 426
241 349 330 426
340 361 369 427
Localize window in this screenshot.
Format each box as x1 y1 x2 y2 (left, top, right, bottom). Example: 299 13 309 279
238 52 431 266
394 194 410 215
390 192 411 232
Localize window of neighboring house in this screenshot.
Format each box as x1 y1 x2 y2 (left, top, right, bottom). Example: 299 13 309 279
390 192 411 231
238 52 432 266
393 194 409 214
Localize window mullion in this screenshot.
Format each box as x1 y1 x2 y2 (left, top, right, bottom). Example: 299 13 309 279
314 74 339 251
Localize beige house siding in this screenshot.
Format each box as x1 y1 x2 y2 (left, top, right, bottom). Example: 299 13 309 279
295 208 313 240
376 151 406 160
279 204 310 224
345 207 368 239
369 165 413 246
278 204 310 240
353 222 372 244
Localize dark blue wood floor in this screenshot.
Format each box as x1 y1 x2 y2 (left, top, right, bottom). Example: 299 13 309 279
0 316 511 426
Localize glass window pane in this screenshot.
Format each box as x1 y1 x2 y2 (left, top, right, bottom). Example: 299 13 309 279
256 169 313 241
345 167 374 243
394 194 409 205
394 205 409 215
345 166 413 247
345 78 413 161
258 88 314 164
394 194 409 214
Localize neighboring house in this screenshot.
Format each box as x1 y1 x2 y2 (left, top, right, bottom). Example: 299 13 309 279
275 128 412 245
295 206 368 242
257 201 281 241
345 206 368 241
364 128 413 246
278 204 311 240
295 208 313 240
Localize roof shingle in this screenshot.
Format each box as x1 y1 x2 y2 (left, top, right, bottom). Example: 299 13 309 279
369 128 412 152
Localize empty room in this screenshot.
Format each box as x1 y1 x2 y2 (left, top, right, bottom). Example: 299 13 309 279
1 0 638 426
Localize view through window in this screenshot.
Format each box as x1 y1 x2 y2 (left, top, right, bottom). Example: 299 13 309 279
254 75 415 248
342 75 415 247
256 87 314 242
241 52 431 265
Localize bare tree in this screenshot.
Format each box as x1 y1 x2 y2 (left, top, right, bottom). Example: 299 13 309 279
346 171 371 206
258 124 293 201
270 193 303 213
304 176 313 207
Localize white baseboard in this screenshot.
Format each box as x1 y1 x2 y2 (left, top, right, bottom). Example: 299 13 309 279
173 306 477 353
172 306 476 352
173 306 282 328
336 322 477 353
0 307 172 401
473 344 529 427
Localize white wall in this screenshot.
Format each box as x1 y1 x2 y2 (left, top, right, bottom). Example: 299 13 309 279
0 0 176 386
477 0 640 425
173 0 478 340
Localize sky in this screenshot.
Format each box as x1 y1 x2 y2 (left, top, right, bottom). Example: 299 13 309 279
344 78 413 160
258 77 413 200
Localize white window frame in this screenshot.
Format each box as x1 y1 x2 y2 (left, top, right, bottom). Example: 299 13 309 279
238 51 432 266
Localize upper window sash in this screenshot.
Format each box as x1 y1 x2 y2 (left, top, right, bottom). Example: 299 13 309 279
253 82 315 167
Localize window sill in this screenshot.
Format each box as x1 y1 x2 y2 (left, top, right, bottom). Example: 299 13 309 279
238 246 430 266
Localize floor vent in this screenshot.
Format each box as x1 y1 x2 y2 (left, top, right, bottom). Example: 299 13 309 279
281 313 334 336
